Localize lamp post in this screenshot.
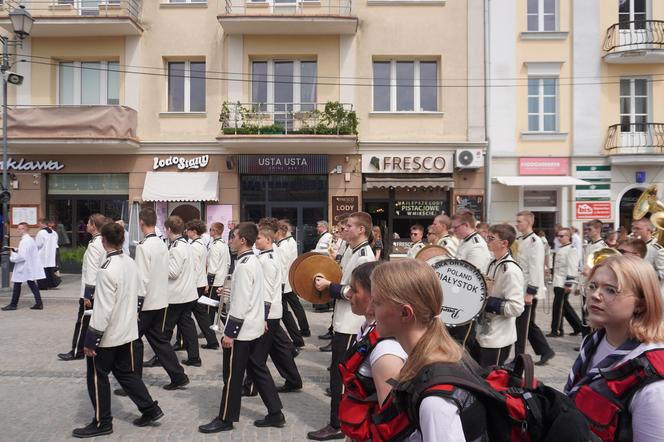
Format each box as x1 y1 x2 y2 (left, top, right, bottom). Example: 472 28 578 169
1 5 34 288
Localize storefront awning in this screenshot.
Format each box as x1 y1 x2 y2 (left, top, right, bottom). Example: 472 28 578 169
364 176 455 191
494 176 592 187
142 172 219 202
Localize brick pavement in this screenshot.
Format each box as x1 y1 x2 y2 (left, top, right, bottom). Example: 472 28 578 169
0 275 585 441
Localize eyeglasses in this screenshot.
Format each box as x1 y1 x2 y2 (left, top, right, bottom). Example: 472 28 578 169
583 281 632 301
617 248 640 257
451 224 461 230
487 235 498 242
556 234 567 238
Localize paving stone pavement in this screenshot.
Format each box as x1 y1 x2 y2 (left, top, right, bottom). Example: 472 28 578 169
0 274 586 441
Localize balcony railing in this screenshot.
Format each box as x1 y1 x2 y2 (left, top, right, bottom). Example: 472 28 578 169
219 101 357 136
603 20 664 52
222 0 352 16
0 0 142 22
604 123 664 154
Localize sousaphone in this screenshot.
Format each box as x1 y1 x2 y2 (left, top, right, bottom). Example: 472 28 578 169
289 254 342 304
633 184 664 220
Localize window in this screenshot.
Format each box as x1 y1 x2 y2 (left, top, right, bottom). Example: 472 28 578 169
619 0 647 30
250 59 317 110
620 78 648 133
527 0 556 32
167 0 207 3
372 60 438 112
167 61 206 112
58 61 119 105
527 77 557 132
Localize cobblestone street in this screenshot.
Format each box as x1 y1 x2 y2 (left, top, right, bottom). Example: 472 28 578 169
0 275 585 441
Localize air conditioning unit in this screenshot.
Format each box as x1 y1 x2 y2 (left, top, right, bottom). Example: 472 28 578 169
455 149 484 169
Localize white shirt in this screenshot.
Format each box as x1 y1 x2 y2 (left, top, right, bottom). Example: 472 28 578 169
35 228 58 268
207 237 231 287
408 396 466 442
167 237 199 304
437 234 458 258
334 241 376 334
80 235 106 299
189 238 209 288
276 235 298 293
355 322 407 379
135 233 169 312
516 232 545 299
225 250 265 341
645 238 664 281
314 231 333 255
552 243 578 288
456 231 491 274
406 241 426 259
10 233 46 283
258 249 283 320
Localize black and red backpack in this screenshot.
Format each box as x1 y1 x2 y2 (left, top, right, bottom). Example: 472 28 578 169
371 354 592 442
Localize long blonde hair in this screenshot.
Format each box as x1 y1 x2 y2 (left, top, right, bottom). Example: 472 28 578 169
588 255 664 343
371 260 463 382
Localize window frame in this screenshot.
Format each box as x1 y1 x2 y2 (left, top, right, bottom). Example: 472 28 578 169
371 59 439 113
167 60 207 113
619 76 651 133
527 0 558 32
250 59 318 112
527 76 559 133
56 60 119 106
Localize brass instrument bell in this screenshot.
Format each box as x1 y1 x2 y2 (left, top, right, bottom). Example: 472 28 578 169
585 247 621 270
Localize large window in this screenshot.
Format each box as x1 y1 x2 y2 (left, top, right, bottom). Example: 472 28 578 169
251 60 317 109
620 78 649 133
619 0 647 30
168 61 206 112
527 77 557 132
372 60 438 112
58 61 119 105
527 0 556 32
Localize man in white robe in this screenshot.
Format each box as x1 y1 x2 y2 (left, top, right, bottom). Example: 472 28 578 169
2 222 46 310
36 218 59 288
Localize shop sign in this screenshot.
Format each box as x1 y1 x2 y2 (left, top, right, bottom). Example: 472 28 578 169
575 184 611 201
394 200 447 217
519 157 569 176
576 202 612 220
455 195 484 220
331 196 358 222
524 190 557 208
575 165 611 181
238 154 327 175
362 153 453 174
152 155 209 171
0 157 64 171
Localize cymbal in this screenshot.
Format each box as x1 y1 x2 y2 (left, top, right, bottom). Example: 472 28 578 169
288 252 319 290
415 245 450 263
290 254 342 304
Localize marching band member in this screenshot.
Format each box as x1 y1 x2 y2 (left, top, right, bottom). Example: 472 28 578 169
432 214 458 257
476 222 490 243
309 212 376 441
631 217 664 284
313 220 333 255
72 223 163 438
207 222 231 324
616 238 647 259
199 222 285 433
514 211 555 365
477 224 525 367
451 211 491 274
406 224 426 259
58 214 108 361
426 225 439 247
549 228 584 337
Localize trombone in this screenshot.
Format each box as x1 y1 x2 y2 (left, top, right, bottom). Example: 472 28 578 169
210 276 232 334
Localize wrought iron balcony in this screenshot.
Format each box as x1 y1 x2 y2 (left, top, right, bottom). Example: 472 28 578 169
603 20 664 63
604 123 664 155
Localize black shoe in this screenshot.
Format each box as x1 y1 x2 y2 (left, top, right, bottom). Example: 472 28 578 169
277 384 302 393
30 304 43 310
545 332 563 338
72 422 113 438
163 376 190 391
301 330 311 337
241 385 257 397
133 405 164 427
113 388 128 397
325 387 331 397
570 330 582 336
254 411 285 428
181 358 202 367
319 343 332 352
143 356 161 367
307 425 344 440
201 343 219 350
294 341 305 348
58 351 84 361
535 351 555 366
197 332 204 339
172 343 185 351
292 347 301 358
199 417 233 433
1 305 17 311
573 346 580 352
318 332 333 340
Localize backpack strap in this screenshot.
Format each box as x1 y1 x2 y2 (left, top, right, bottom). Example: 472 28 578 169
600 349 664 398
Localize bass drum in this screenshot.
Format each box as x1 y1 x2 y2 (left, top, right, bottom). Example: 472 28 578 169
429 258 487 327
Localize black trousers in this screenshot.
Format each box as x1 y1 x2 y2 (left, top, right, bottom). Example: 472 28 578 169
70 298 93 358
477 345 511 368
136 308 187 383
514 299 553 356
448 321 477 351
192 287 218 347
86 341 159 426
551 287 583 335
282 291 310 347
163 301 200 360
330 332 356 428
9 280 42 306
217 338 282 423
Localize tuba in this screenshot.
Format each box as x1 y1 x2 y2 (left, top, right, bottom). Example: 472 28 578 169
632 185 664 247
586 247 621 270
651 211 664 247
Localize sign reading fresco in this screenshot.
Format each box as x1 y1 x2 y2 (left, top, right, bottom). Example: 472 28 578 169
0 158 64 171
394 200 447 217
331 196 358 222
576 202 612 220
152 155 209 171
362 152 454 174
519 157 569 176
238 154 327 175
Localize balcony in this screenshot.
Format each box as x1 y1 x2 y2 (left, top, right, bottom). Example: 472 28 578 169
218 0 357 35
603 20 664 63
0 0 143 37
604 123 664 165
217 101 358 152
3 105 139 153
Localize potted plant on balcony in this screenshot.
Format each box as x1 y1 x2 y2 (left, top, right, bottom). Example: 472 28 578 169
59 246 86 274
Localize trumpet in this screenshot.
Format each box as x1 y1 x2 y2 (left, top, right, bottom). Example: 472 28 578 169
210 276 232 334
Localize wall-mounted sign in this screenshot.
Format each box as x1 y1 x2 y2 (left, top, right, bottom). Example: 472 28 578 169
575 165 611 181
576 202 612 220
362 153 454 174
524 190 557 208
519 157 569 176
394 200 447 217
331 196 358 222
238 154 327 175
575 184 611 201
0 158 64 171
153 155 209 171
10 205 39 226
455 194 484 220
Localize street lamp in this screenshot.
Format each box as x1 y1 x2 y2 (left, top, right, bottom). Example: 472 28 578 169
1 5 34 288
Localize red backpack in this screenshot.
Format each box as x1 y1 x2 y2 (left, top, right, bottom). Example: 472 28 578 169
371 354 592 442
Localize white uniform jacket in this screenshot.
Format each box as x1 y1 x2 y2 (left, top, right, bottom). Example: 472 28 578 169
80 235 106 299
477 253 525 349
331 241 376 334
552 243 578 289
406 241 425 259
582 239 608 283
224 250 265 341
277 235 298 293
339 242 352 269
437 234 458 258
135 233 169 312
10 233 46 283
314 231 333 255
167 236 198 304
190 238 209 288
207 237 230 287
35 228 58 268
456 231 491 275
258 249 283 320
89 251 139 348
645 238 664 282
516 232 545 298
